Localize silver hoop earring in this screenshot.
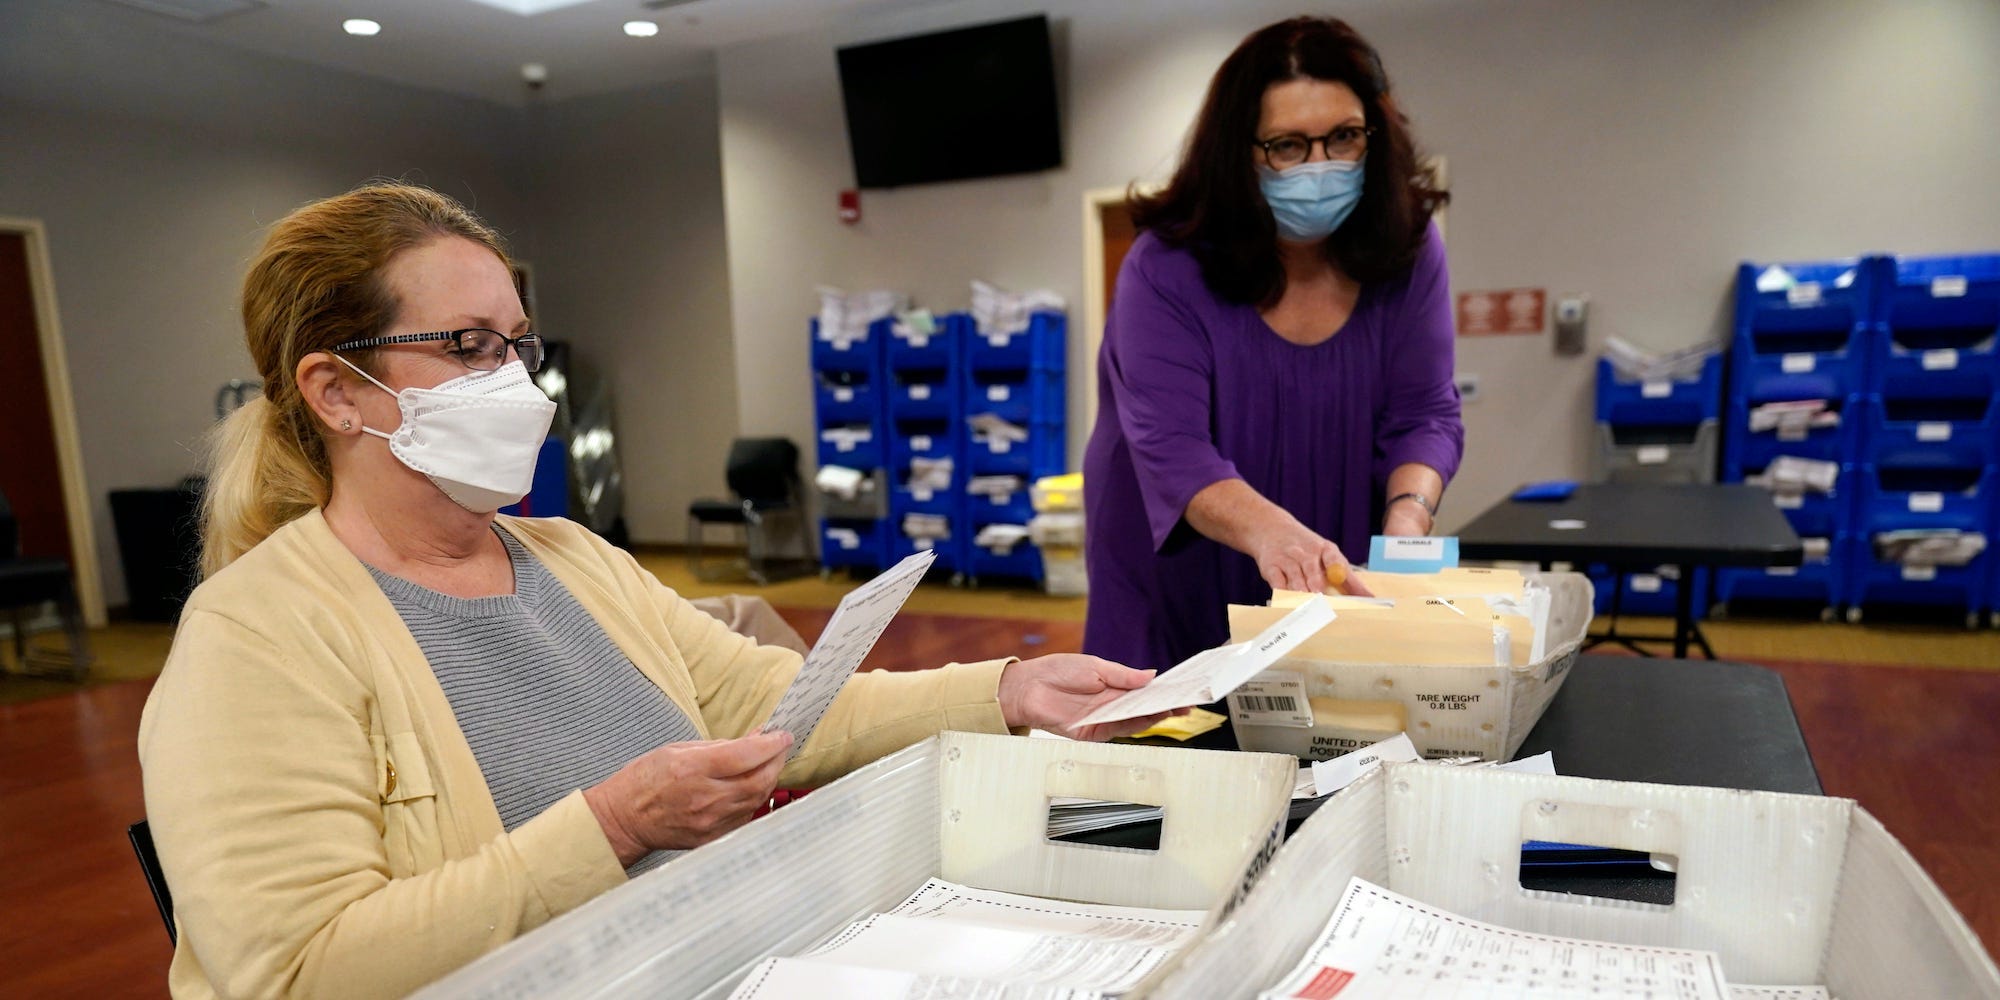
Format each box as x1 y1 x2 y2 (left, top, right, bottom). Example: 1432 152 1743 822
340 419 352 430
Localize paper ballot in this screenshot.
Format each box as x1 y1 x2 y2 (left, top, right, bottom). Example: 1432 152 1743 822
764 549 935 757
1075 597 1338 727
1262 877 1732 1000
727 880 1204 999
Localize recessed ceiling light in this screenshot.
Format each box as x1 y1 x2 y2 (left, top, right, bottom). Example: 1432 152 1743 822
623 20 659 38
343 18 380 36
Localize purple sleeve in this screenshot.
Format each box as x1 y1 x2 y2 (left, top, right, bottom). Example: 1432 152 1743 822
1103 249 1243 551
1374 224 1466 485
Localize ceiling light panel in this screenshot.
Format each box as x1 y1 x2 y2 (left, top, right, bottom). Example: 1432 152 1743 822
458 0 602 15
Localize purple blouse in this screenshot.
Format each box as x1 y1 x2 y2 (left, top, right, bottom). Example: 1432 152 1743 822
1081 226 1464 671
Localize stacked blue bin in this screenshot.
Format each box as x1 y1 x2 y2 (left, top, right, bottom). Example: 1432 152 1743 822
1715 259 1870 618
812 316 891 573
963 311 1067 585
884 313 968 576
1589 354 1723 617
1846 254 1999 626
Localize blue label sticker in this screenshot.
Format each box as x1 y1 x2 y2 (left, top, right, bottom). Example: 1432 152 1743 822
1367 535 1460 574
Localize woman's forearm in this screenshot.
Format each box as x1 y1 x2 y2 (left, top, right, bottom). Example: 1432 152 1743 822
1383 463 1445 534
1184 478 1298 556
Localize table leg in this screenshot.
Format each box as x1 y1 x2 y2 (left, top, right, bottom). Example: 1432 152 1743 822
1674 564 1717 660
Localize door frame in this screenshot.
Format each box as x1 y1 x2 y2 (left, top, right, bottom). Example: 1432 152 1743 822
0 217 106 627
1078 184 1158 434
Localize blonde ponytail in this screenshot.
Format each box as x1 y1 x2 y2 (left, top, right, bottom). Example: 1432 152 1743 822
199 397 331 577
199 181 512 576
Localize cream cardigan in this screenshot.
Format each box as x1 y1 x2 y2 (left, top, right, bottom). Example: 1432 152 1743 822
138 510 1011 998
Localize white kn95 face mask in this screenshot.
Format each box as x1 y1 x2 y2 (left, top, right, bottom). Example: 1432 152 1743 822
336 355 557 513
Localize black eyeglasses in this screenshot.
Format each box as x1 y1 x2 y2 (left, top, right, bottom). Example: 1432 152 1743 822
1255 125 1375 169
331 328 543 373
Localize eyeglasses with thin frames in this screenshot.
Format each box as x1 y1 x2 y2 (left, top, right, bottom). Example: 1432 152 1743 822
1254 124 1375 169
330 328 544 373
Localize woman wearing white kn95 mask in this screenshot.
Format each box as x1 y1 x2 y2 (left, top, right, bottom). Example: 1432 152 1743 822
138 182 1179 999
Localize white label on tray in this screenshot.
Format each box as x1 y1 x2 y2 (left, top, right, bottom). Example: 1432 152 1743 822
832 338 852 351
910 434 932 451
1909 492 1944 513
1308 734 1421 797
987 385 1010 402
1922 348 1960 371
1640 379 1672 398
833 387 853 403
1549 518 1587 530
1781 353 1816 373
988 333 1008 348
1903 565 1938 581
1917 421 1953 442
1931 275 1968 298
913 488 932 502
990 492 1013 506
1767 566 1799 577
1774 493 1805 510
1630 573 1663 593
827 529 859 550
913 538 933 551
908 384 930 400
910 334 929 349
990 438 1012 453
1787 282 1822 306
835 439 855 453
1227 670 1313 729
1380 537 1446 560
1636 445 1671 465
1777 424 1809 441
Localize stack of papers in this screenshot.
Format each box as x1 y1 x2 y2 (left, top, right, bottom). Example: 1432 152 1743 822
1260 569 1549 667
975 524 1032 554
1874 529 1987 567
816 287 906 346
728 879 1205 999
1748 400 1842 439
1602 336 1720 382
1745 456 1839 495
909 456 954 492
902 512 951 541
1262 877 1829 1000
972 280 1066 339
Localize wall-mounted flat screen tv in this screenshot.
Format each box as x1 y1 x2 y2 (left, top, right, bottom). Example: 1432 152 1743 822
836 14 1061 189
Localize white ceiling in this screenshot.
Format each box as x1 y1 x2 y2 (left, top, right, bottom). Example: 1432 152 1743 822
92 0 940 107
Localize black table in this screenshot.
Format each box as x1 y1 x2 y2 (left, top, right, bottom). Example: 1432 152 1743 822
1455 483 1803 659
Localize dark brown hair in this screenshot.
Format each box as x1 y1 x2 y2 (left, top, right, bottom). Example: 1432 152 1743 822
1129 16 1447 305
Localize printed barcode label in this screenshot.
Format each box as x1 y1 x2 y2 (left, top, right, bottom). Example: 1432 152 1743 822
911 435 932 451
1922 348 1959 371
1641 379 1672 398
913 488 932 502
1787 282 1822 306
990 493 1011 506
1781 353 1816 373
989 333 1008 347
833 338 851 351
909 384 931 400
990 438 1012 453
1774 493 1805 509
1909 492 1944 513
1931 275 1968 298
914 538 934 551
1229 671 1314 728
836 440 855 452
1777 425 1809 441
1237 695 1299 713
1917 422 1952 442
1630 574 1663 593
988 385 1011 402
1636 445 1670 465
1766 566 1798 577
910 334 929 349
833 387 853 403
1903 565 1938 581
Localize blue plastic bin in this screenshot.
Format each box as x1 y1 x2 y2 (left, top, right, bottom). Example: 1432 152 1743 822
887 369 960 422
1589 566 1707 620
820 518 888 572
886 313 964 374
1722 397 1860 472
1870 253 2000 396
1713 533 1846 614
809 317 885 374
1858 393 2000 470
1596 354 1723 427
813 371 879 424
816 424 883 470
966 312 1066 373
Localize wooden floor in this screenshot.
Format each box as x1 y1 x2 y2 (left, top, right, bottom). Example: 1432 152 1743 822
3 609 1996 996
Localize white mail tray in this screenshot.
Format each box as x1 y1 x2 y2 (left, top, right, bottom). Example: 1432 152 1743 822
1152 762 2000 999
1232 571 1594 762
416 731 1297 999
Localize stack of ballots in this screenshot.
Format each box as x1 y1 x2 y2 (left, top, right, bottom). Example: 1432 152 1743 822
1226 566 1594 762
1030 472 1087 596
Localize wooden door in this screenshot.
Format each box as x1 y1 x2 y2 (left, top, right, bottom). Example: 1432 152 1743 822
0 231 73 566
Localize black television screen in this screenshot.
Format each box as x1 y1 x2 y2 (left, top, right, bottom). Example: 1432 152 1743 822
837 15 1061 189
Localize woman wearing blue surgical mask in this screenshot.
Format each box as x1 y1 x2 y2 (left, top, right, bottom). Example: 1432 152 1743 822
1083 17 1463 672
139 183 1176 998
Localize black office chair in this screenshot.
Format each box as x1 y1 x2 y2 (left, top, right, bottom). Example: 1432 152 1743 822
128 820 176 945
0 487 91 680
686 438 814 585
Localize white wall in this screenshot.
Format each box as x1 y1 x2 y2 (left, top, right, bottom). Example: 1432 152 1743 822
526 74 741 542
716 0 2000 532
0 1 535 605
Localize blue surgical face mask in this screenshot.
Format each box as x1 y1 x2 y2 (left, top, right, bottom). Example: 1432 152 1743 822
1258 158 1365 242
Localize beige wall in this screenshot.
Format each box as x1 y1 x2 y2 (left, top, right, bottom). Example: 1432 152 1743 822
716 0 2000 533
0 1 538 606
526 75 739 542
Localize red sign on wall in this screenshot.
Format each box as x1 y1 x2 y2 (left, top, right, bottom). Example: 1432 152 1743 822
1456 288 1546 335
